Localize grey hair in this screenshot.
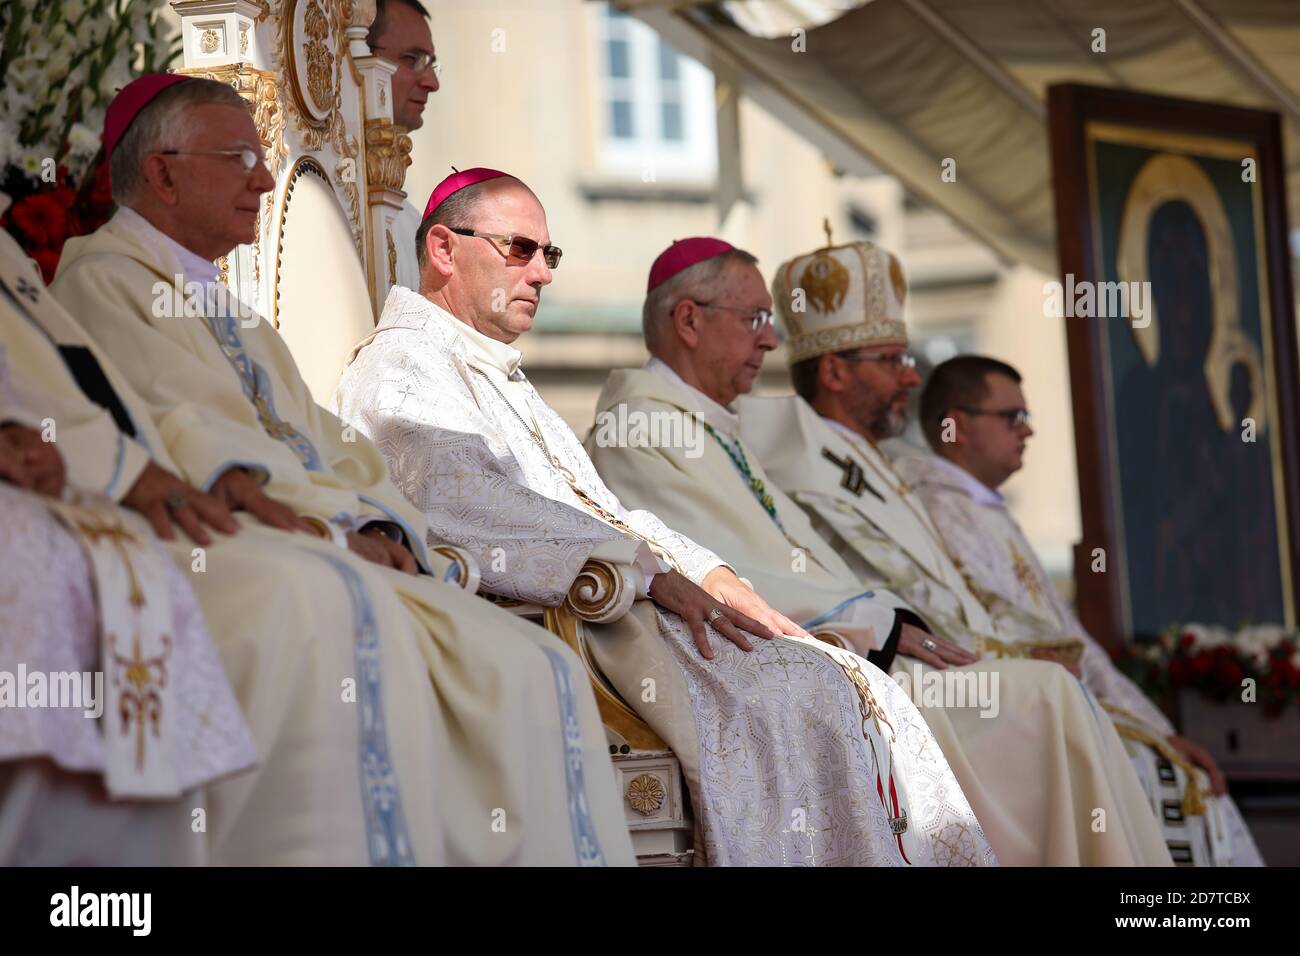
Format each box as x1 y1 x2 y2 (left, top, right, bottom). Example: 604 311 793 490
110 78 250 204
414 181 488 272
641 248 759 353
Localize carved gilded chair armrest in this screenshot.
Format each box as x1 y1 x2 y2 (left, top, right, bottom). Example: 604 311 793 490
479 578 667 752
427 544 482 593
807 628 853 651
564 558 639 624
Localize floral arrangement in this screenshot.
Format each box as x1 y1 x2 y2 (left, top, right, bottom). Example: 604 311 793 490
1115 622 1300 715
0 0 178 281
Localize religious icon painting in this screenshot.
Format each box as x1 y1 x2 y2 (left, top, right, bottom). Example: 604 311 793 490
1048 84 1300 646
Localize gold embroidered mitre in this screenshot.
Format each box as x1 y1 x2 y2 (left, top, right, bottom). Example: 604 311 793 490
772 240 908 363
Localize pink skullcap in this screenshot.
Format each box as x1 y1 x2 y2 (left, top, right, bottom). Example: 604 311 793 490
647 237 736 291
103 73 194 159
422 167 514 221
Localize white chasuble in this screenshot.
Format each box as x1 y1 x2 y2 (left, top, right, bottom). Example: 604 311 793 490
739 393 1175 865
0 292 256 860
47 216 632 866
893 449 1264 867
588 360 916 651
335 286 996 866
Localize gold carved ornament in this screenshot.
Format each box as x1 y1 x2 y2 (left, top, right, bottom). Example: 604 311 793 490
563 558 630 623
364 118 413 194
808 628 852 651
301 0 334 113
275 0 362 250
386 229 397 281
200 28 221 53
626 773 666 815
431 545 481 592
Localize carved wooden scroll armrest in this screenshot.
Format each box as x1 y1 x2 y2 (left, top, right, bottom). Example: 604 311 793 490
479 590 667 751
429 544 482 593
564 558 638 624
808 628 853 651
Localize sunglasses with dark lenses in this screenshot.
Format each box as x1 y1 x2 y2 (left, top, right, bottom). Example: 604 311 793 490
451 228 562 269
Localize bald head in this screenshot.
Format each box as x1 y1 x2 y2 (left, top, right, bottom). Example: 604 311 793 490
417 177 552 342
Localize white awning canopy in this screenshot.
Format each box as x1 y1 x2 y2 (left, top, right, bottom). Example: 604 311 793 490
616 0 1300 275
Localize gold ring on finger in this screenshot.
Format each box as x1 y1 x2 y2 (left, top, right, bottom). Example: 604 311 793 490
922 637 937 653
707 607 725 625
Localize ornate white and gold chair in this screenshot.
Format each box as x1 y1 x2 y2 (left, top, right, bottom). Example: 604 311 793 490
172 0 693 864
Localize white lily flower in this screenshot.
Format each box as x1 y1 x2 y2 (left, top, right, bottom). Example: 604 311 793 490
3 84 35 122
67 122 101 158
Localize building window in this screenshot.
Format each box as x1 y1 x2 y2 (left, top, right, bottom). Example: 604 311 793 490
597 4 716 181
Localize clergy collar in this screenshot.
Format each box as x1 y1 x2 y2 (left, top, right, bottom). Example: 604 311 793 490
112 206 221 288
440 304 524 379
644 356 740 436
927 453 1006 507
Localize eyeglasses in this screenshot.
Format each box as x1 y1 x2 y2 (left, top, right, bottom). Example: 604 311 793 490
838 350 918 371
957 406 1033 429
159 147 261 171
692 300 776 335
451 228 562 269
372 45 442 77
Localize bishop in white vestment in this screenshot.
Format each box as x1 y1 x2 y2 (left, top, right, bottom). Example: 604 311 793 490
0 226 256 865
46 75 634 866
336 173 996 866
589 236 1172 866
891 354 1264 866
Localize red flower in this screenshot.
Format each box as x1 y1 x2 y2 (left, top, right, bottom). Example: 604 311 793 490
29 247 60 284
8 187 77 249
1212 654 1244 688
86 156 112 207
1189 651 1215 679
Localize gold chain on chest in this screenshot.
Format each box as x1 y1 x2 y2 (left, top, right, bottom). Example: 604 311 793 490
467 366 683 573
